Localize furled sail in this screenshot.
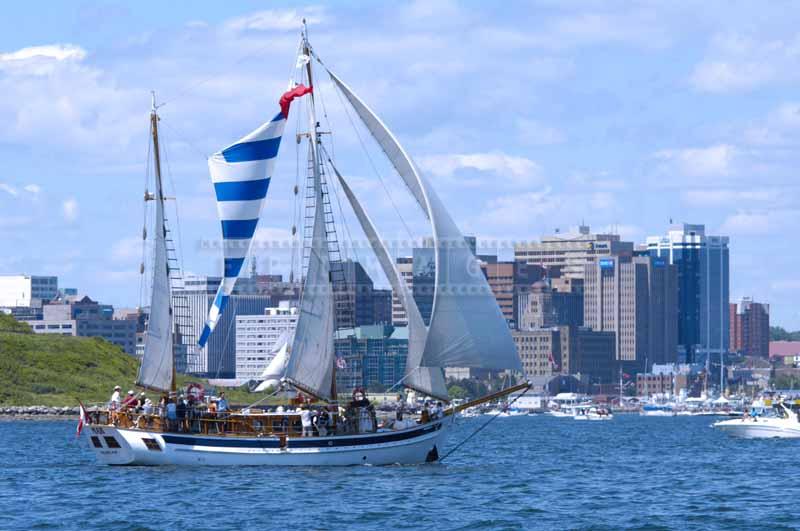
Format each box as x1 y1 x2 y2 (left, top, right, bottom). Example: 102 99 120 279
282 149 336 400
199 85 312 347
325 156 448 400
328 70 521 371
254 330 292 392
137 111 174 392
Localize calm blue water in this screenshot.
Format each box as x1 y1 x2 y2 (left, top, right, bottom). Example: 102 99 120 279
2 415 799 530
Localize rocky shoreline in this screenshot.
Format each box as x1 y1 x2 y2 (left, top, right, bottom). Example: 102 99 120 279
0 406 79 420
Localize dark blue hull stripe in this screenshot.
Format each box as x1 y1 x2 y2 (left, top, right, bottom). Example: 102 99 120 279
161 423 440 450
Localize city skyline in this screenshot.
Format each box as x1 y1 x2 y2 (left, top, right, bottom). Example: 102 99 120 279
1 2 799 327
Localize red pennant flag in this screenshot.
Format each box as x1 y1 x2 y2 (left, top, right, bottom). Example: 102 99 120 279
280 84 313 118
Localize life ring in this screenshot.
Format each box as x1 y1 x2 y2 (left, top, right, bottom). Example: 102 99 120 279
186 382 205 401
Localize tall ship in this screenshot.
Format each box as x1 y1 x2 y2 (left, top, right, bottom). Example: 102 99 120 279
81 24 527 466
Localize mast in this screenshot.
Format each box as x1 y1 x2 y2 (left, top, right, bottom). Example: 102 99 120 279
301 23 336 402
137 91 176 393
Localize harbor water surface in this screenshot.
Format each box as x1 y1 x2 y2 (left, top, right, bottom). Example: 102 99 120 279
2 414 797 530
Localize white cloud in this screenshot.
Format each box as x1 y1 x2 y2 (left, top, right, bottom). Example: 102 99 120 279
62 198 78 222
682 188 781 207
482 188 563 229
0 44 86 63
720 210 800 236
589 192 615 210
690 33 800 93
655 144 736 177
516 118 566 145
418 152 543 188
0 183 18 196
225 7 324 32
23 184 40 195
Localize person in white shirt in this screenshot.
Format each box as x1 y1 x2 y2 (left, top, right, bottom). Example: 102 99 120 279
109 385 121 410
300 406 313 437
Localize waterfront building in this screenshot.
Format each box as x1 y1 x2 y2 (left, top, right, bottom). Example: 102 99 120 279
235 302 298 381
636 363 704 397
24 296 136 355
172 275 271 377
518 279 583 330
646 224 729 364
391 257 413 326
514 225 633 281
730 298 770 357
412 236 478 325
334 324 408 393
513 328 560 378
482 260 544 328
0 275 58 307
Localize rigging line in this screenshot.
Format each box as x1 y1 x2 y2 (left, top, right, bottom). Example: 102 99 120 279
321 152 360 265
439 384 532 464
158 125 187 283
158 119 211 162
329 78 416 242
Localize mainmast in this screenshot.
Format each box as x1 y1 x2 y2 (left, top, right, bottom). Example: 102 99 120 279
301 25 336 402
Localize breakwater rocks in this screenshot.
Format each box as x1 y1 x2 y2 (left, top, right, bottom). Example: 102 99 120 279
0 406 79 418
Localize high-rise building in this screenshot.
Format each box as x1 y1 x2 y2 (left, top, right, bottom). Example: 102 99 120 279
334 324 408 393
583 255 677 371
584 256 648 369
514 225 633 281
391 257 413 326
336 260 392 329
173 275 271 377
0 275 58 307
482 260 545 328
518 279 583 331
646 224 729 363
730 298 770 357
235 302 298 381
513 328 560 378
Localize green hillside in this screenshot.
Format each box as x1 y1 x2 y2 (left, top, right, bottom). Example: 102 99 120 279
0 314 270 407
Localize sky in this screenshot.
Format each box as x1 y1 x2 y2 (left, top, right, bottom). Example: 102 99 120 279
1 1 800 327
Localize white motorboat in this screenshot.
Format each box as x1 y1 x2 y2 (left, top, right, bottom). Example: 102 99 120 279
587 407 613 421
640 404 676 417
714 404 800 439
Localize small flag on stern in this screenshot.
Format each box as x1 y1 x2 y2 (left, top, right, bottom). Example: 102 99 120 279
76 402 87 438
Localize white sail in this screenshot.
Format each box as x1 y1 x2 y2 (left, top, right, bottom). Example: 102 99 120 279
325 157 448 399
137 112 174 391
328 71 521 371
254 332 292 392
283 138 336 400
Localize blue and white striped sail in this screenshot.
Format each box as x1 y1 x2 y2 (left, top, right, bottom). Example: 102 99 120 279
198 113 288 347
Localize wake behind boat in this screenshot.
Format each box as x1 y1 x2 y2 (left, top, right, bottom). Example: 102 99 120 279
80 22 529 466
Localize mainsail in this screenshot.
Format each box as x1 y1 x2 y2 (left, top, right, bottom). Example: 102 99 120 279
136 107 174 392
325 155 448 400
328 70 521 372
283 135 336 400
199 86 311 348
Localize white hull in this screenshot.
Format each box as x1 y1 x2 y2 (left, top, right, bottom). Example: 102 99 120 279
713 417 800 439
83 419 450 466
547 410 573 418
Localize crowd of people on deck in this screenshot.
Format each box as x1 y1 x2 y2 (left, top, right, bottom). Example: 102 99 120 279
106 384 447 436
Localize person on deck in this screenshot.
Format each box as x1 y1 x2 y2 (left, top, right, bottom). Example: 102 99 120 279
166 398 177 431
176 395 187 432
217 393 229 413
122 390 138 410
315 408 330 437
300 406 313 437
434 402 444 420
136 392 146 412
109 386 121 410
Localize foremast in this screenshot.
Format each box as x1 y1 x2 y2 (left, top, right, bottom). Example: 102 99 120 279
137 93 176 393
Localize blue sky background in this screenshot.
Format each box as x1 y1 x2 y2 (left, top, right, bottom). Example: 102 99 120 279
1 1 799 327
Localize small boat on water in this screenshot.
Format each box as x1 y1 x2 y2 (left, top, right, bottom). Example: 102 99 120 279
80 23 528 466
640 404 676 417
713 403 800 439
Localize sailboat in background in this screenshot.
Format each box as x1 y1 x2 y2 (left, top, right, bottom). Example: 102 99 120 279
81 23 528 466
